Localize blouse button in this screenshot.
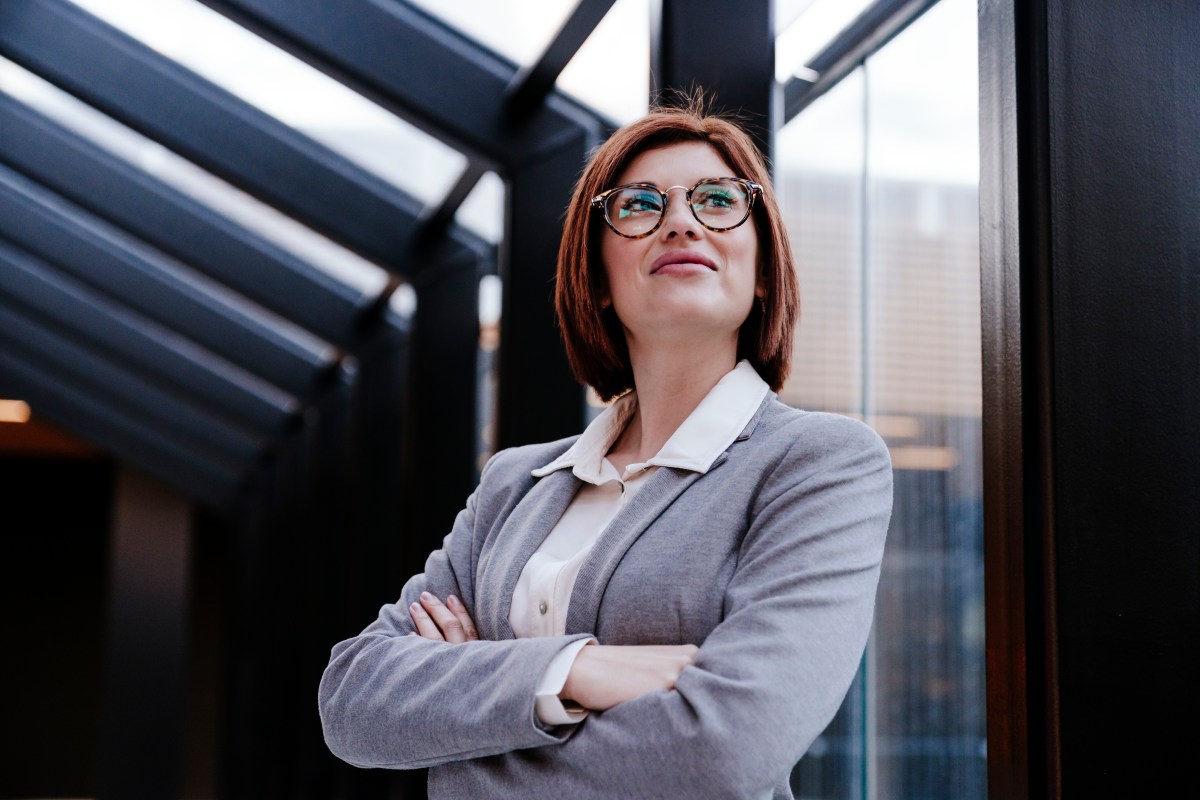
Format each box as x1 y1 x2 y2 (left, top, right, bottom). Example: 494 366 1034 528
538 600 548 615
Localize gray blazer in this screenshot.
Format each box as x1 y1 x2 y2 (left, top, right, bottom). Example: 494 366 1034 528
319 394 893 799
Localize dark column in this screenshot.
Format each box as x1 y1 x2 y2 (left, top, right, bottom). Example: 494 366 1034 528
99 467 192 800
409 253 484 558
497 135 596 449
652 0 777 164
980 1 1200 797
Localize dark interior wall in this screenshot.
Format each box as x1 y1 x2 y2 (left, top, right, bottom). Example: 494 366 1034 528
1042 0 1199 795
0 454 114 798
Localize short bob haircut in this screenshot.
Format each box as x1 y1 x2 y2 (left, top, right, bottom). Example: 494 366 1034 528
555 96 800 402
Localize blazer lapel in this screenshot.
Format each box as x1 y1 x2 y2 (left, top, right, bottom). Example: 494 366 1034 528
564 453 730 637
474 468 580 641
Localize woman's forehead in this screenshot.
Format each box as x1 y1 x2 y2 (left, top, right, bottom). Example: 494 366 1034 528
615 141 733 186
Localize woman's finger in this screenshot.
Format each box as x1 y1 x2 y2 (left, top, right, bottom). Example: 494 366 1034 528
408 601 444 641
445 594 479 641
419 592 469 643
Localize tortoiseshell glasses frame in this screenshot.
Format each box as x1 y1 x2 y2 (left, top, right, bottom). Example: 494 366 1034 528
590 177 764 239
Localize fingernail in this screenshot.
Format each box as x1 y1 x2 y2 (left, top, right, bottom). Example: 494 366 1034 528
446 594 459 608
409 602 423 614
420 591 433 602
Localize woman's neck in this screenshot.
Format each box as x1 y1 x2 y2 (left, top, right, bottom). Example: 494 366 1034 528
607 340 738 469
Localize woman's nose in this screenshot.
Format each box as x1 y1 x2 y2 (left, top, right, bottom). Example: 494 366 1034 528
660 186 702 238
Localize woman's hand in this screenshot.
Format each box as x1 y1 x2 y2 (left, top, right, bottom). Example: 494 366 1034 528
561 643 700 711
408 592 479 643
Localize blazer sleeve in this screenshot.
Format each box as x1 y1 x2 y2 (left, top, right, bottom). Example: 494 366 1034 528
535 416 894 797
318 451 595 770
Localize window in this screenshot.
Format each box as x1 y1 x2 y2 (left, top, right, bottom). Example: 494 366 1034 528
777 0 985 796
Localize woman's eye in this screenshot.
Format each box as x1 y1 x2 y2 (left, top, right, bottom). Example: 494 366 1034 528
693 190 737 210
617 192 662 217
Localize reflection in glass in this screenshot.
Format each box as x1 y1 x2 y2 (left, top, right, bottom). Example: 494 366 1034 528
777 0 984 796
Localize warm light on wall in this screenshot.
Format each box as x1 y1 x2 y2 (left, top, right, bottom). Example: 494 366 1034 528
0 399 32 423
888 445 960 471
867 415 922 439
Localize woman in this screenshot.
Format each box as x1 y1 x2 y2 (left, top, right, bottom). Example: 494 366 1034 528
319 100 893 799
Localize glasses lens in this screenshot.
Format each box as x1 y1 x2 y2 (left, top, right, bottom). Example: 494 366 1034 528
690 180 751 230
605 186 663 236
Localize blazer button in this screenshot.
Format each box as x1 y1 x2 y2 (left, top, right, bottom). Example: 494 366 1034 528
538 600 548 615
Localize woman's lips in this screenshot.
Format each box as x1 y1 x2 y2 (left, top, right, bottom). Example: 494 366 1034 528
650 251 717 274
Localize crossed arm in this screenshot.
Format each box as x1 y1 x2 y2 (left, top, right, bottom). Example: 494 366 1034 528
407 590 699 711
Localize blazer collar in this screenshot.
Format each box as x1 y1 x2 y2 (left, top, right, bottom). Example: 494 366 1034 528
531 359 770 482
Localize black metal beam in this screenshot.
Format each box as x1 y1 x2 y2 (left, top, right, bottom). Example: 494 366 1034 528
0 93 371 349
782 0 938 122
0 344 243 511
653 0 777 163
0 0 482 276
413 161 490 250
194 0 612 169
503 0 619 120
0 163 335 398
0 236 297 437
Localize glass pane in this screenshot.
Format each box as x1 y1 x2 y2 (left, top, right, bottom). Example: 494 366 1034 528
865 1 986 798
456 171 506 244
775 0 819 34
557 0 651 125
68 0 467 206
776 0 875 81
778 1 984 796
777 69 865 416
405 0 577 66
777 67 868 798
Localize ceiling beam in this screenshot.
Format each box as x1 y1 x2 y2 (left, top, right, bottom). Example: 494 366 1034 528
0 163 336 398
0 93 370 349
195 0 611 169
0 235 297 437
0 0 484 276
0 342 245 511
0 301 265 468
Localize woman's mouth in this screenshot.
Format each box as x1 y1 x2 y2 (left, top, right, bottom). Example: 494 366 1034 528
651 251 717 274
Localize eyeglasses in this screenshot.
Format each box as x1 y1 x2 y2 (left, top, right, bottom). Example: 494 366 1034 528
591 177 763 239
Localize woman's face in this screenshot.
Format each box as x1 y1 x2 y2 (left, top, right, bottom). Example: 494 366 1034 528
599 141 762 348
